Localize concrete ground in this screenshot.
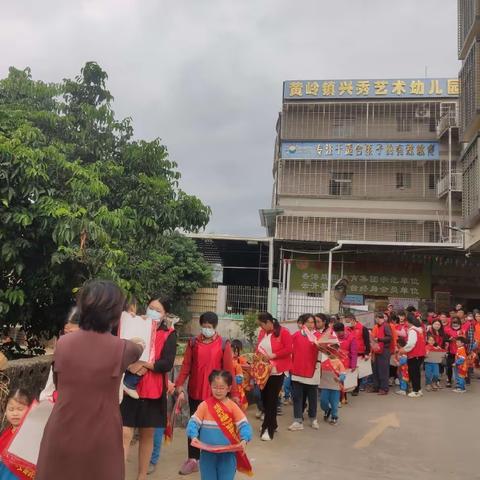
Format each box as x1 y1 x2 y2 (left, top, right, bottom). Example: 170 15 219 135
126 379 479 480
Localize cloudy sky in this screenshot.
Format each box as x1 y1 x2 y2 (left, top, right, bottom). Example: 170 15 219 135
1 0 459 235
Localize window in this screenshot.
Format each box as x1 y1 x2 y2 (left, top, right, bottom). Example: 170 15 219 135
396 231 412 242
396 173 412 189
428 174 436 190
397 116 412 132
329 173 353 196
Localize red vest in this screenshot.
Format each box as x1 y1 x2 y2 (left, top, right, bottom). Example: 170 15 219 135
353 322 366 354
339 333 354 368
372 324 386 355
407 328 426 359
189 335 224 401
137 327 174 399
291 330 320 378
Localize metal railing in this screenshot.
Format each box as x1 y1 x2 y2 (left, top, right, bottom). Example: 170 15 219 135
436 172 463 197
225 286 268 316
275 216 462 245
436 112 458 137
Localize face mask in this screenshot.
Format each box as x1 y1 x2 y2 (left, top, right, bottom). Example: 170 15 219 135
344 322 352 328
201 327 216 338
452 324 460 330
146 308 161 321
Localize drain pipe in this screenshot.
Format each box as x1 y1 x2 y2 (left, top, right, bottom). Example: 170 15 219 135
325 242 343 313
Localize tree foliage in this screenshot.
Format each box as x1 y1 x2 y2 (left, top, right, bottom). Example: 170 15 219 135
0 63 211 336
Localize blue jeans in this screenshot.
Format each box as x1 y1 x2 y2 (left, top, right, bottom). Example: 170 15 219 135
283 374 292 400
150 428 164 465
320 389 340 419
425 362 440 385
454 368 466 391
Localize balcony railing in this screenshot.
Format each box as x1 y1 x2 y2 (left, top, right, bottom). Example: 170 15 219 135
275 215 462 245
436 112 458 137
436 172 463 198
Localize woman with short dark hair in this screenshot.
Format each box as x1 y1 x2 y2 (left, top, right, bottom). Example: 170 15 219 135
36 280 144 480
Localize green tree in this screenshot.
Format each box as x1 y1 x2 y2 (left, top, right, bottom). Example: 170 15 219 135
0 63 211 336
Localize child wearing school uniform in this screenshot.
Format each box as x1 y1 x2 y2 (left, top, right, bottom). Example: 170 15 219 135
319 345 346 426
453 336 468 393
187 370 253 480
394 337 409 396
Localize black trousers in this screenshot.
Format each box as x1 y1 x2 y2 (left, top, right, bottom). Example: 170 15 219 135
261 374 284 438
407 357 424 393
187 398 202 459
292 381 317 421
446 353 455 383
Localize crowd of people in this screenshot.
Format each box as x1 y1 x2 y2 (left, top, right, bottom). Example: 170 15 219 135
0 279 477 480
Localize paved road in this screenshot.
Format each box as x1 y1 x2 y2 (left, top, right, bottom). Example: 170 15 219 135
127 380 479 480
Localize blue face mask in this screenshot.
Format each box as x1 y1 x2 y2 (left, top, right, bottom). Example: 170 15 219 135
146 308 161 321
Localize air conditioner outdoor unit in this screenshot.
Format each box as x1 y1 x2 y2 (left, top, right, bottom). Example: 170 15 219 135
415 106 431 118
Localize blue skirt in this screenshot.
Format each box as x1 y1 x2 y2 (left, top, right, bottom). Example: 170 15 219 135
0 461 18 480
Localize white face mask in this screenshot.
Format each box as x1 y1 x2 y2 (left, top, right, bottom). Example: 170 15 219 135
201 327 215 338
146 308 161 321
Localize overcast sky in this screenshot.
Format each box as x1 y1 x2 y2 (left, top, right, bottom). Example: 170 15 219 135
1 0 459 235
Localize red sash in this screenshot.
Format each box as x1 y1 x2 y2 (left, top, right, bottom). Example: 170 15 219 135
205 397 253 477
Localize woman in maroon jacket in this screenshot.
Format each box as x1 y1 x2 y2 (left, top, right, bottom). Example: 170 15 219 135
257 312 293 442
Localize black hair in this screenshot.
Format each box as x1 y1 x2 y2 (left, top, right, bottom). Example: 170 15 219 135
258 312 281 337
390 314 399 323
426 333 437 346
6 388 34 407
231 339 243 357
78 280 125 333
375 311 386 319
440 311 449 316
397 337 407 348
333 322 345 332
124 295 138 311
344 313 356 321
148 296 172 315
208 370 233 387
406 306 416 313
199 311 218 328
456 336 467 344
314 313 330 332
406 312 421 327
297 313 314 325
430 319 445 337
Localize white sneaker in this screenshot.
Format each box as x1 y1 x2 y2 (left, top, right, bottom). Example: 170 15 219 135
255 409 262 419
261 431 272 441
310 419 319 430
288 421 304 431
394 378 400 386
407 391 421 398
395 390 406 396
123 386 139 399
418 390 424 396
453 388 466 393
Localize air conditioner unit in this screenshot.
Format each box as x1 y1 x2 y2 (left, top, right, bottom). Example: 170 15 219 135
415 106 431 118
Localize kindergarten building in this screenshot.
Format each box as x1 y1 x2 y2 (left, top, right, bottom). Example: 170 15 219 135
259 77 480 315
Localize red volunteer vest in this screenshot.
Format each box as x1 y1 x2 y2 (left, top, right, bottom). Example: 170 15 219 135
353 322 366 354
339 333 354 368
189 335 224 401
137 327 174 399
407 328 426 359
291 330 319 378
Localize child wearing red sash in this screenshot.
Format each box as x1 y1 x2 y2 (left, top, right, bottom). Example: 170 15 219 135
187 370 253 480
231 340 249 412
0 389 35 480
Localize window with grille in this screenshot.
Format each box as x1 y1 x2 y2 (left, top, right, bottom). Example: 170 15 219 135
428 174 436 190
396 231 412 242
329 173 353 196
396 173 412 189
396 116 412 132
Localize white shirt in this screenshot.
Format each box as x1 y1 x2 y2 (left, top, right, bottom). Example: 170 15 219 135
259 333 281 375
